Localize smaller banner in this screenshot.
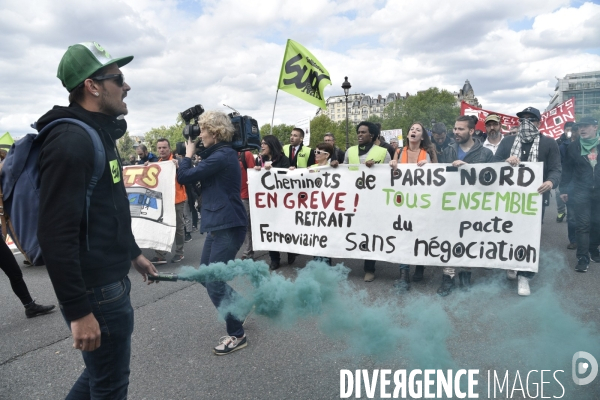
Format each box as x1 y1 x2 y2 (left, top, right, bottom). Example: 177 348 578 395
278 39 332 109
5 234 20 254
461 98 576 139
123 161 176 252
381 129 403 146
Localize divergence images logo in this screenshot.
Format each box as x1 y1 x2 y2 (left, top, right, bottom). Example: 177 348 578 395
572 351 598 386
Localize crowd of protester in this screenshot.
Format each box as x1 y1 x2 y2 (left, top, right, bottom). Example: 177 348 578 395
1 40 598 399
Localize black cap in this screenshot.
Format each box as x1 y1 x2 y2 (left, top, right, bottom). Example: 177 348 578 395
516 107 541 121
578 116 598 126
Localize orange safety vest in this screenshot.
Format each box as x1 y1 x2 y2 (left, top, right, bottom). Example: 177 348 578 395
160 154 187 204
399 148 428 164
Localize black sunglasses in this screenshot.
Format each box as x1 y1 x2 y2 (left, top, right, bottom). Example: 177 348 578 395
92 73 125 87
519 117 538 123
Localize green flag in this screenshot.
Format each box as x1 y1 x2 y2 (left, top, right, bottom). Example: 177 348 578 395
277 39 331 109
0 132 14 150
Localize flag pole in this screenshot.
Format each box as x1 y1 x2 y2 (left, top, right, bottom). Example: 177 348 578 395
270 89 279 135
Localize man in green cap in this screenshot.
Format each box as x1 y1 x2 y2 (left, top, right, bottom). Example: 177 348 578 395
36 42 157 399
560 117 600 273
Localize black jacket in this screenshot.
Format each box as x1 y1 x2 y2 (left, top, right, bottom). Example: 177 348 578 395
333 147 345 164
435 136 455 163
288 143 315 167
492 134 562 189
442 140 493 164
37 103 141 321
560 138 600 193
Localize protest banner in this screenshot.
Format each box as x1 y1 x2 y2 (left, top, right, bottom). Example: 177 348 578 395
381 129 403 145
123 161 176 252
461 99 575 139
5 233 19 254
277 39 332 109
249 163 543 271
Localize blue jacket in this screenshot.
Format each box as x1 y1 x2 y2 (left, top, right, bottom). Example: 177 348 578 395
177 142 247 233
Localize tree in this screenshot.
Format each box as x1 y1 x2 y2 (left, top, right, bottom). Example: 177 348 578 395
259 123 296 146
383 88 459 137
116 131 135 161
306 115 357 150
144 121 185 152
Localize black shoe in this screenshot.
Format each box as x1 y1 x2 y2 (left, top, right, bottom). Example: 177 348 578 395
458 271 471 290
556 212 566 222
270 260 280 270
185 232 192 243
393 268 411 291
287 254 296 265
437 275 455 297
171 255 184 263
590 250 600 263
412 265 425 282
576 257 589 272
25 301 56 318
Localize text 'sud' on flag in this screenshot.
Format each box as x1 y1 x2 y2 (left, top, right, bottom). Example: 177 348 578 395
277 39 331 109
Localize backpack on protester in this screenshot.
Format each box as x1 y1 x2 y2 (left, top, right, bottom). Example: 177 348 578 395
0 118 105 266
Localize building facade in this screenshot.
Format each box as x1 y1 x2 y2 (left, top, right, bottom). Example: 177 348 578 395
547 71 600 117
453 79 481 108
316 92 404 123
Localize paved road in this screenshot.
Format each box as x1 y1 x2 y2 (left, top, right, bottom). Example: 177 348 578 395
1 201 600 399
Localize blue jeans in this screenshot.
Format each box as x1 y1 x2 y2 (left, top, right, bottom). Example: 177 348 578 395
62 276 134 400
201 227 246 337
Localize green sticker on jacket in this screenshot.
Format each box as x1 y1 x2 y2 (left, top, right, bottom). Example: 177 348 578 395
109 159 121 183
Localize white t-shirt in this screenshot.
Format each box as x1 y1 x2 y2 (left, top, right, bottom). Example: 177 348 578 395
483 136 503 155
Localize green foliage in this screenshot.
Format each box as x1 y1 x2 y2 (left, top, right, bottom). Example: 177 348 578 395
259 123 296 145
144 121 185 152
308 114 357 150
383 88 460 135
116 131 136 160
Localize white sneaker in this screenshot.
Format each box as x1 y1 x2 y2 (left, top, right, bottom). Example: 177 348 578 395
517 275 530 296
506 270 517 280
213 335 247 355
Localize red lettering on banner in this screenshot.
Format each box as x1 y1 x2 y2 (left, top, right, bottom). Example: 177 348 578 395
255 193 266 208
335 193 346 211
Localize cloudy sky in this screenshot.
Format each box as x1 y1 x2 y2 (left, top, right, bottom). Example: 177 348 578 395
1 0 599 137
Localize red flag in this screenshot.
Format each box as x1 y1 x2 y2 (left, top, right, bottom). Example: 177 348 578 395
540 98 576 139
460 98 576 139
460 102 518 134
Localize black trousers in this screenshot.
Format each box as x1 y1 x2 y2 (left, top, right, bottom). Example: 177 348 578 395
573 188 600 260
0 239 33 305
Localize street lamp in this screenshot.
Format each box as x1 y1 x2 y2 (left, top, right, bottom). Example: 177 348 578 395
342 76 351 150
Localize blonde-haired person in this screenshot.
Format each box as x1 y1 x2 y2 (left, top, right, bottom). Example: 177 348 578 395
177 110 250 355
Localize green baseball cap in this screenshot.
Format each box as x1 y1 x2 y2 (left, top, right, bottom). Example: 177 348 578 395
57 42 133 92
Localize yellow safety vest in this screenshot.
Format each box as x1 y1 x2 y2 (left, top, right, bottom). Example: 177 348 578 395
284 144 312 168
348 145 388 165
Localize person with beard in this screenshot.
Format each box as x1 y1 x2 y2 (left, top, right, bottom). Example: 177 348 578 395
560 117 600 273
482 114 504 155
492 107 561 295
431 122 453 163
331 121 391 282
284 128 315 168
389 122 437 291
438 115 493 297
37 42 157 398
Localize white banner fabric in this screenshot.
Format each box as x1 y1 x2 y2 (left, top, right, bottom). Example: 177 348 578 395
248 163 543 272
123 161 176 252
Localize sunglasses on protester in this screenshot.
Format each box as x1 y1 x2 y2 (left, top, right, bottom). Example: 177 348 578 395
314 150 330 155
92 73 125 87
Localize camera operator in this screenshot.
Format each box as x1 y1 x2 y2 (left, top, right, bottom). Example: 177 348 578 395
176 110 249 355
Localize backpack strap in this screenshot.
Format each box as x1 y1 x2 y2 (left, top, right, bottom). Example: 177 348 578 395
40 118 106 250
